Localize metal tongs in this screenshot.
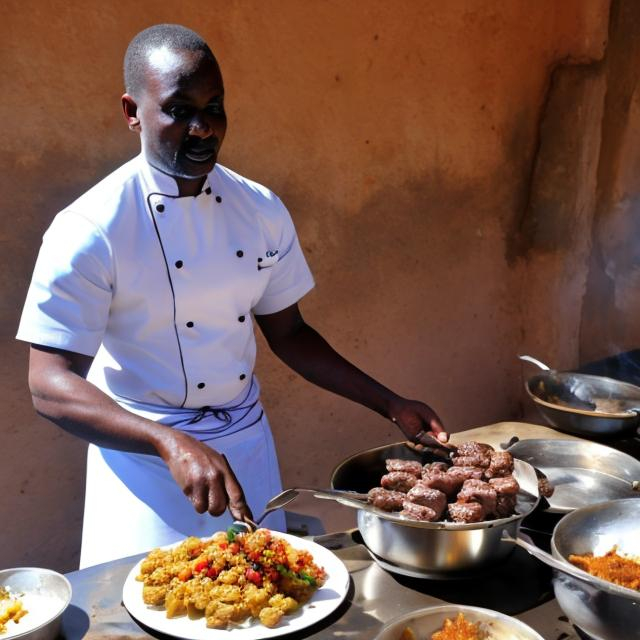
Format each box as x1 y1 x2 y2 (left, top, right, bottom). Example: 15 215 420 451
230 487 369 535
404 429 458 458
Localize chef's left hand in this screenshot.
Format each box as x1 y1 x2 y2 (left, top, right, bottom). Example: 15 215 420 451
387 397 451 455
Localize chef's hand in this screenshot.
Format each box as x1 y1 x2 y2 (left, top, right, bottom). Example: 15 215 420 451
387 397 452 456
158 430 253 522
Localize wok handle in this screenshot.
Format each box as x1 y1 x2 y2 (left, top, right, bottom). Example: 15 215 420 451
518 355 551 371
501 531 593 582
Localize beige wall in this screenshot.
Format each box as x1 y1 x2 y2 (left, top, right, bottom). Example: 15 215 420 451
5 0 638 572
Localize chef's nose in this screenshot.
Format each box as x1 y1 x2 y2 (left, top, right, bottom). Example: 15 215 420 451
188 113 213 138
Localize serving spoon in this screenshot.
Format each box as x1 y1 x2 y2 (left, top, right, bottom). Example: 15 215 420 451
231 487 369 534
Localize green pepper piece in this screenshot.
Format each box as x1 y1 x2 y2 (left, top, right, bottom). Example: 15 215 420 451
298 571 317 587
276 564 294 578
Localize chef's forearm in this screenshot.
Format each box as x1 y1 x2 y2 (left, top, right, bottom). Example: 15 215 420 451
32 383 158 455
28 348 172 456
267 322 401 418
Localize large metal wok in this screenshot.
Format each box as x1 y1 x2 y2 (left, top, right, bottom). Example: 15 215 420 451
507 498 640 640
520 355 640 437
330 442 540 579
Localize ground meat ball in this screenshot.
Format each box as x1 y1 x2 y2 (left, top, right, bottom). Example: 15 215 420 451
537 476 555 498
367 487 406 512
400 500 438 522
448 501 486 523
488 476 520 496
405 485 447 519
385 458 423 477
452 453 491 469
457 479 497 516
484 451 514 479
420 471 462 498
422 462 450 477
495 494 518 518
456 441 494 457
446 466 484 483
380 471 418 493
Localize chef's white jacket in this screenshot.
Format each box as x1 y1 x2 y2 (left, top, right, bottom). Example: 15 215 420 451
17 154 315 566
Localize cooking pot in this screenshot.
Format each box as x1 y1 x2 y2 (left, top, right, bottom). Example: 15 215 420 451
520 355 640 437
330 442 540 579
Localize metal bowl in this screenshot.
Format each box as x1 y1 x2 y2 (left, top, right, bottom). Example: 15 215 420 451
525 371 640 437
331 443 540 579
551 498 640 640
0 568 72 640
373 604 545 640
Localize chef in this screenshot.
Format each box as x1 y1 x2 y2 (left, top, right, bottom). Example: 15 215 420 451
16 24 448 568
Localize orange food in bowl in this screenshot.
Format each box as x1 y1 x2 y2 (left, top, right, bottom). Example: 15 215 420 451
399 612 486 640
569 546 640 591
431 612 484 640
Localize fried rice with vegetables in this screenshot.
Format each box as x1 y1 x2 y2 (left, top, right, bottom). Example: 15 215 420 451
136 528 327 629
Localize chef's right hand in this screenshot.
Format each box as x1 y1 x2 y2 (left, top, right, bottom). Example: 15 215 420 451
157 429 253 522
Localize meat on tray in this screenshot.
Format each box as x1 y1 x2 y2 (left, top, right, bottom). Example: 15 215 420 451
452 453 491 469
457 479 497 516
422 461 450 476
405 485 447 518
456 441 494 457
448 500 486 523
366 440 522 524
496 493 518 517
380 471 418 492
446 465 484 483
385 458 423 477
484 451 514 478
420 470 462 498
367 487 406 511
400 500 438 521
489 475 519 495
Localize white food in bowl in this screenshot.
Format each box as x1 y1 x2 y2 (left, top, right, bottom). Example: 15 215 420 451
0 568 71 640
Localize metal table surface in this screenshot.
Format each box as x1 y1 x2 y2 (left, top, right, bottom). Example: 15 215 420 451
63 422 633 640
60 529 583 640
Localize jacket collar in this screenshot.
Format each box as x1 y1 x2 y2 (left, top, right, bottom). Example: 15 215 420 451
138 153 212 198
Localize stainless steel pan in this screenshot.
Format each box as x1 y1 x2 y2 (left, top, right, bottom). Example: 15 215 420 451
520 355 640 436
330 442 540 579
505 499 640 640
504 437 640 512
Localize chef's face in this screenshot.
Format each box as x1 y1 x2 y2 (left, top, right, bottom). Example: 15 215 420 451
123 47 226 190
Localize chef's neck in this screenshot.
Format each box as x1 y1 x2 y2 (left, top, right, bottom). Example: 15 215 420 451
175 175 207 198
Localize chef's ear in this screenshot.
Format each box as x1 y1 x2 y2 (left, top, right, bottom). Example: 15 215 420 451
122 94 141 132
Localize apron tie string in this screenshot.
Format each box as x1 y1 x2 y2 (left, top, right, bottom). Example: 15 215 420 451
181 378 263 440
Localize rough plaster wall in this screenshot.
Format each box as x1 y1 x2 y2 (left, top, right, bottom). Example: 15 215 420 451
1 1 610 571
580 0 640 364
514 63 607 370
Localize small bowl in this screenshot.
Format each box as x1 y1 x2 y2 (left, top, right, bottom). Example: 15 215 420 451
0 568 72 640
374 604 545 640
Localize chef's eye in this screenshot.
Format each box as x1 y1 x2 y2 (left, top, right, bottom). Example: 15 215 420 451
205 99 224 116
167 105 194 121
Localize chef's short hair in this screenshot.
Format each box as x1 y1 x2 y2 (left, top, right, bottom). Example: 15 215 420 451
124 24 215 97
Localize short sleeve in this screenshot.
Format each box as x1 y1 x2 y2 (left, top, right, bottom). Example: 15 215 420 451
16 211 114 356
251 205 314 316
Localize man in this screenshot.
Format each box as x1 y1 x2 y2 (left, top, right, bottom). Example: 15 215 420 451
17 24 448 568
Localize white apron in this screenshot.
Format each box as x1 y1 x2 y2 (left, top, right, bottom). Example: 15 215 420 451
79 376 285 568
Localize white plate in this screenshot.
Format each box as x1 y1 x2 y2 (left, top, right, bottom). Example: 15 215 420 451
122 531 350 640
